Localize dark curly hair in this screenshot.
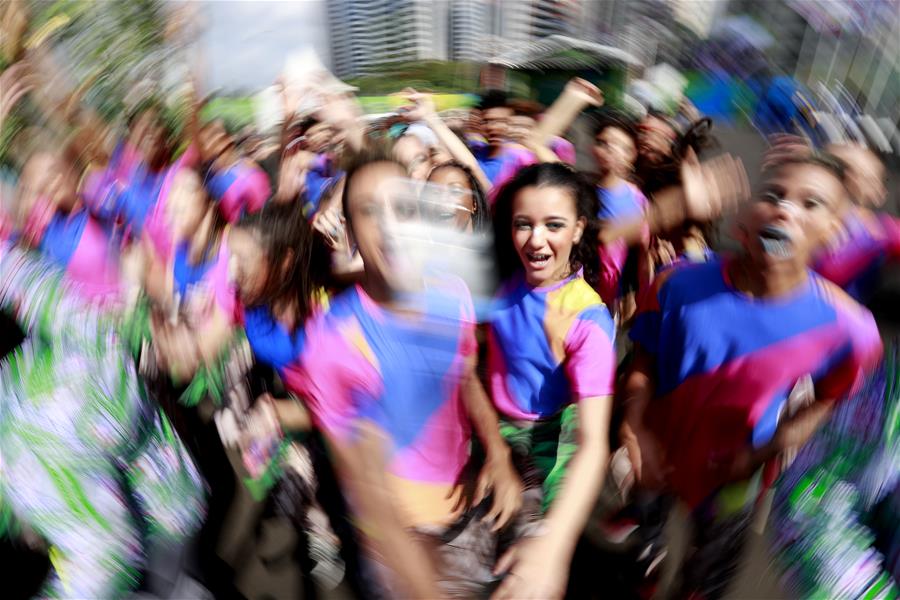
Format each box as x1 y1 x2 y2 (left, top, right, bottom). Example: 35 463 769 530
491 163 600 288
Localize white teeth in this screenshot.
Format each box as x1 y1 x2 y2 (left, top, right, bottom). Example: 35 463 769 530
760 236 793 259
526 252 550 264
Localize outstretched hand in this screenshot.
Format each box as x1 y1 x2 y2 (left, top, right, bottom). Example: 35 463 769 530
563 78 604 107
0 61 34 124
680 148 750 223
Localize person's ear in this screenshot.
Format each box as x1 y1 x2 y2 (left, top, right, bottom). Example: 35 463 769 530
573 216 586 245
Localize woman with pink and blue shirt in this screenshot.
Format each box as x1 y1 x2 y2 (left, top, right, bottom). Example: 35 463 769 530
16 151 122 305
288 150 523 598
488 163 616 600
199 120 271 223
590 113 652 314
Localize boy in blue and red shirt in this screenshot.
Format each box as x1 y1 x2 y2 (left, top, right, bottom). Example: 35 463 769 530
622 154 883 599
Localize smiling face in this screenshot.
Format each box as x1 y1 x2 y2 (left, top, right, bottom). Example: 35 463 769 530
482 106 513 148
511 185 585 287
427 165 476 232
737 162 844 270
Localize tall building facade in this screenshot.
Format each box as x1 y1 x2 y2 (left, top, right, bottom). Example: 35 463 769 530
328 0 448 79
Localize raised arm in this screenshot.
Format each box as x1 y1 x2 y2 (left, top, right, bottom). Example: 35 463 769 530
405 90 492 192
530 78 604 148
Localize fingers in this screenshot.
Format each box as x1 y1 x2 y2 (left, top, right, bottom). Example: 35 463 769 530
473 470 490 507
489 492 520 533
492 545 517 577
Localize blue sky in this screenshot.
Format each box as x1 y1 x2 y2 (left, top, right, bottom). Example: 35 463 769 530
200 1 330 92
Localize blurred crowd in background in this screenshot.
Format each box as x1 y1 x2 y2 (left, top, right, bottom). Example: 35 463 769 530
0 1 898 599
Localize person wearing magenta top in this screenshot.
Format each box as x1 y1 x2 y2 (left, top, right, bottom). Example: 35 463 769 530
199 120 271 223
286 151 522 599
487 163 615 600
812 143 899 304
16 152 122 305
590 114 651 318
622 154 883 599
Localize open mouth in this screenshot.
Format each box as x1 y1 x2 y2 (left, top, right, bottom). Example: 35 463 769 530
758 225 794 259
525 251 551 268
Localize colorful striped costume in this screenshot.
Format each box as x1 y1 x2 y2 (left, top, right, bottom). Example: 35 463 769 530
0 243 205 598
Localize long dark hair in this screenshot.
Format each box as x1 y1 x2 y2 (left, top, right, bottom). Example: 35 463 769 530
235 202 317 321
428 160 490 233
492 163 600 288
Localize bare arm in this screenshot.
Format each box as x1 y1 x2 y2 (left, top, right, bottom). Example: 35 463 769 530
492 395 613 600
327 423 443 598
405 90 492 191
530 78 603 147
599 150 750 248
459 354 522 530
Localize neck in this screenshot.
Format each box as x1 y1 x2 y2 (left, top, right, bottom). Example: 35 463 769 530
598 172 623 189
731 254 808 299
272 295 299 331
488 143 503 158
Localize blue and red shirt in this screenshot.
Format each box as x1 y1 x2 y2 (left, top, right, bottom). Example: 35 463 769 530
630 258 882 507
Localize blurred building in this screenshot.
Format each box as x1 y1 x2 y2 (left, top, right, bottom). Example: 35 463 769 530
727 0 899 139
328 0 448 78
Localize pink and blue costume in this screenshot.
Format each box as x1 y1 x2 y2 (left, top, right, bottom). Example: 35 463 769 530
285 279 477 528
488 270 616 421
814 208 900 302
630 258 883 508
596 180 649 306
205 160 271 223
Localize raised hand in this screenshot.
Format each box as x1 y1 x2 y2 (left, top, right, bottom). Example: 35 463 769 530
0 61 33 124
563 77 604 108
400 88 437 122
680 148 750 223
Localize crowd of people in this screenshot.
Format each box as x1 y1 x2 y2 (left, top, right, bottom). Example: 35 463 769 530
0 55 898 600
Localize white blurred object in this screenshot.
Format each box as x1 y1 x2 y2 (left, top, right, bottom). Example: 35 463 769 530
405 122 439 148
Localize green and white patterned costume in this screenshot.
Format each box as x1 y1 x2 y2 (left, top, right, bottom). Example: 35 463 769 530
0 243 205 598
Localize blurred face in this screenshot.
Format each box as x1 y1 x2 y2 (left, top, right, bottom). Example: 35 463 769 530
826 144 886 208
166 169 207 241
482 107 513 148
345 162 416 289
199 121 234 162
638 115 677 165
512 185 585 287
393 135 431 181
306 122 333 153
227 227 272 306
131 109 168 169
21 153 79 214
738 163 844 269
508 115 535 142
427 165 476 232
592 125 637 178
